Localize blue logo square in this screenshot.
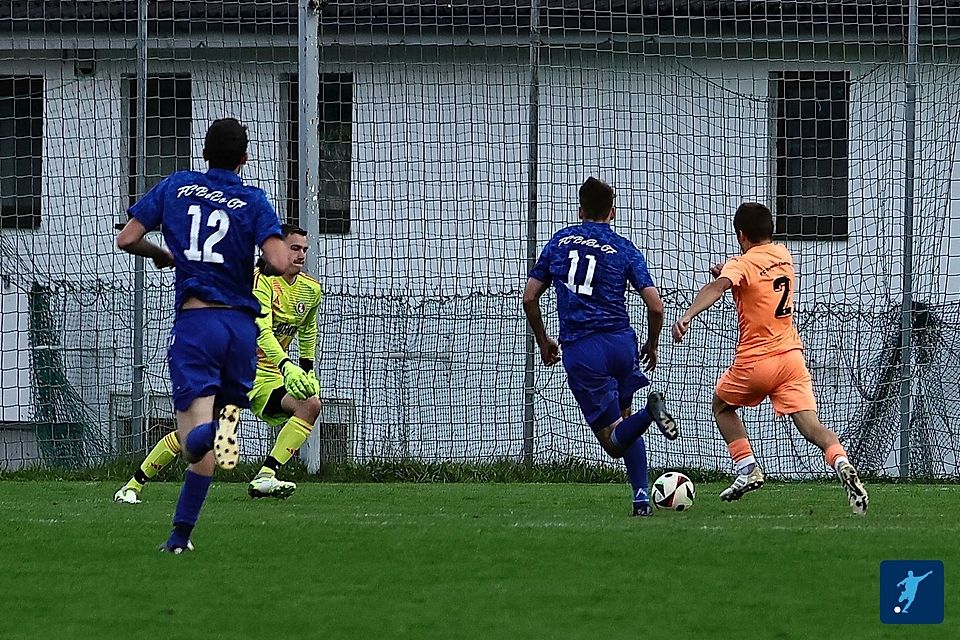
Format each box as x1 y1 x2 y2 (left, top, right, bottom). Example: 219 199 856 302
880 560 944 624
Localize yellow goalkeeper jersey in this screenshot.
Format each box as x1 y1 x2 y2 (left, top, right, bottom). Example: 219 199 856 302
252 269 323 376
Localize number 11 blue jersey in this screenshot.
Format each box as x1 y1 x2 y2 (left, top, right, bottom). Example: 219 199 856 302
129 168 282 316
528 221 655 344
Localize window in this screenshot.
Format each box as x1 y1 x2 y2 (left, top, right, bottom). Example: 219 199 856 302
0 76 43 230
126 74 192 204
286 73 353 234
773 71 849 240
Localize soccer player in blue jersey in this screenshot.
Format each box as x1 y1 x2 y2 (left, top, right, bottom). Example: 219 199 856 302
523 177 678 516
116 118 290 552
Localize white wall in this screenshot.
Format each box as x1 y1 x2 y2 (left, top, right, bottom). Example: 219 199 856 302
0 52 294 462
1 44 958 475
311 48 960 475
0 279 30 422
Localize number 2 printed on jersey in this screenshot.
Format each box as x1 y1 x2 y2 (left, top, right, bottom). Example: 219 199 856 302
184 204 230 264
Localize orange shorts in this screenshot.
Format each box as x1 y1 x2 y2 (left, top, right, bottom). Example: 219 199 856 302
715 349 817 416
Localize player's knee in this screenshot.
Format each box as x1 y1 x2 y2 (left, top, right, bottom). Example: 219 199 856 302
296 396 322 423
595 427 624 459
712 395 733 418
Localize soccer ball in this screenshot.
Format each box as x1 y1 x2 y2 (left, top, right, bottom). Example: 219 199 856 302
652 471 695 511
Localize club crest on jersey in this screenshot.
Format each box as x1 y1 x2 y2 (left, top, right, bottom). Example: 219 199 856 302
296 301 306 315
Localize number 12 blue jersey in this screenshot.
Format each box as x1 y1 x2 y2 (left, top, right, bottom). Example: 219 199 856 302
529 221 655 344
129 168 283 316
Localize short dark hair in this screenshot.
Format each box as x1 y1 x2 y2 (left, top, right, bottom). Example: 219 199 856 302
281 223 307 239
204 118 248 170
579 177 615 221
733 202 774 242
256 224 308 271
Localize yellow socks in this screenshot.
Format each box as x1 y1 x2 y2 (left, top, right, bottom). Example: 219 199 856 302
128 431 182 489
259 416 313 476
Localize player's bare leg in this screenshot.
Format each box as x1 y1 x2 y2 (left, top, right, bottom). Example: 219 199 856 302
791 410 868 515
714 395 765 501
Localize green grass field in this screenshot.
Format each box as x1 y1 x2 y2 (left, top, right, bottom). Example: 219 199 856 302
0 480 955 640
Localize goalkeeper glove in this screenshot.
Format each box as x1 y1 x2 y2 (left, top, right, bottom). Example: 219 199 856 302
281 360 311 400
304 371 320 398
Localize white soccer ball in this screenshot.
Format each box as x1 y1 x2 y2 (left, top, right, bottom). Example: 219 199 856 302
652 471 695 511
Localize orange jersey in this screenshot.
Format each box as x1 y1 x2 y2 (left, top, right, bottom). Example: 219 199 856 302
719 243 803 363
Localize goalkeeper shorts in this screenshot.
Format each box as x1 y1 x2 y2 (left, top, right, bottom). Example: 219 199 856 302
248 371 290 428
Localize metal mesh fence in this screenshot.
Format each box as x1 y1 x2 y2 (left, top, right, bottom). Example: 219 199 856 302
1 1 958 479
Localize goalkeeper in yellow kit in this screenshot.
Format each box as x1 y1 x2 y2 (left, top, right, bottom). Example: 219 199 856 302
114 224 324 502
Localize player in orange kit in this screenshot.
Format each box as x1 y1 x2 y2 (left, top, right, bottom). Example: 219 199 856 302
671 202 868 514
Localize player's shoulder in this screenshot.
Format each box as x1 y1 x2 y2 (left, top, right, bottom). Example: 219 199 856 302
165 170 206 186
232 178 269 201
297 272 324 297
770 242 795 261
253 268 280 290
548 223 582 242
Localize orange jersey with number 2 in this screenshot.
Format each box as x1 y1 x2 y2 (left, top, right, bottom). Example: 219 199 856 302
720 243 803 364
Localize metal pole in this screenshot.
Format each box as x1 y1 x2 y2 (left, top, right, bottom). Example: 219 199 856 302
898 0 919 478
299 1 321 272
131 0 148 450
522 0 541 466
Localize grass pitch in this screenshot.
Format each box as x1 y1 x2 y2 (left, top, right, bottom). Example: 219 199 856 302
0 481 956 640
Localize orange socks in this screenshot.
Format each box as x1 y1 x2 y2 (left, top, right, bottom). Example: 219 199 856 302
727 438 757 474
825 443 849 470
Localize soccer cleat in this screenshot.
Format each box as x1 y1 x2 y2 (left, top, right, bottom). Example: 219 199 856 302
631 502 653 517
836 461 869 515
213 404 241 470
158 540 195 554
646 392 679 440
719 466 765 502
113 486 141 504
248 474 297 500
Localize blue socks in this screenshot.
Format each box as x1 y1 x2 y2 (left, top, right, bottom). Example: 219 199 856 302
184 420 216 459
610 407 653 451
624 435 649 507
167 469 213 549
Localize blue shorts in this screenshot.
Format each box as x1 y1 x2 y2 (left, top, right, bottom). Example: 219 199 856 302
562 329 650 431
167 308 257 412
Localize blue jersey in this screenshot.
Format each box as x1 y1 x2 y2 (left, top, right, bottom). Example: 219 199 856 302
129 168 282 316
529 221 655 344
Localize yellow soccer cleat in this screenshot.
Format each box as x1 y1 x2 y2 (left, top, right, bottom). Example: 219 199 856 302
213 404 241 470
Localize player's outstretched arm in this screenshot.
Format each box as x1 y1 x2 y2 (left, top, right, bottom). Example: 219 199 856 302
116 218 173 268
672 277 732 343
638 286 664 371
522 277 560 366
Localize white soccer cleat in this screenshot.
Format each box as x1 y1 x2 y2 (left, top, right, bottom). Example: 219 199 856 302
248 474 297 499
214 404 241 470
719 466 765 502
114 486 141 504
837 461 869 515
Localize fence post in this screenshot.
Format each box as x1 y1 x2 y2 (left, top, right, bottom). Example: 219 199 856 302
898 0 919 478
131 0 149 451
522 0 542 466
300 1 321 269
